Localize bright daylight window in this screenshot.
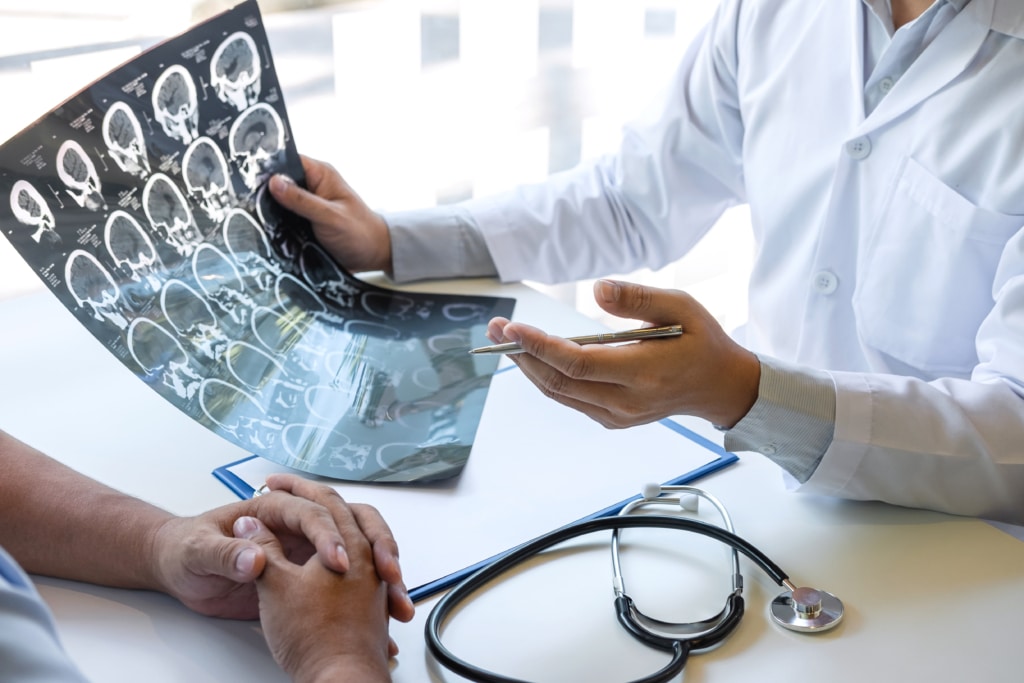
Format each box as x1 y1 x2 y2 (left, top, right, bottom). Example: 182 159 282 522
0 0 750 331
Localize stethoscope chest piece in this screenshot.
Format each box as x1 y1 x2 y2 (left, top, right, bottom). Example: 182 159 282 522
770 586 844 633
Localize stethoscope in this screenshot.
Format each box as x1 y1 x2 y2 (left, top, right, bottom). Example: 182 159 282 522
425 483 844 683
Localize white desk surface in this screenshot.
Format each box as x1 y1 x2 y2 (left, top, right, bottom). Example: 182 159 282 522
2 278 1024 683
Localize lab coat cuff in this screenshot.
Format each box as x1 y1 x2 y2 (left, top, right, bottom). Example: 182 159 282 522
383 206 498 283
797 371 875 496
723 355 836 482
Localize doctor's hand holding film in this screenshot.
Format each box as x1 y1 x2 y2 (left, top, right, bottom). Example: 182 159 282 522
268 156 393 275
487 279 762 430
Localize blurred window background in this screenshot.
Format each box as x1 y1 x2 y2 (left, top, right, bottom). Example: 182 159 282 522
0 0 752 331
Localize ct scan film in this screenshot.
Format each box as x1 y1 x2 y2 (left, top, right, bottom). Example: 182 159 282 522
0 0 515 482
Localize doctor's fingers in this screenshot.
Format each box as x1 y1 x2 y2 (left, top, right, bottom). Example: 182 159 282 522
268 155 375 229
512 358 656 429
485 316 513 343
298 154 358 203
496 320 607 372
593 279 708 328
510 350 663 427
268 170 350 229
505 319 685 385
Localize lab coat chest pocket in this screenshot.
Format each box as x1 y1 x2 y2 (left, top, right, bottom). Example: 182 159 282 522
853 158 1023 376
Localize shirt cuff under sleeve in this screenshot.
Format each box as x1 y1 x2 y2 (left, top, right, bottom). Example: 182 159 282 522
383 206 498 283
722 355 837 482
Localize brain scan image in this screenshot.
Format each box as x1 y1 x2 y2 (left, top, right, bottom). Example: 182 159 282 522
104 210 164 294
127 318 203 400
160 278 229 361
153 64 199 144
143 173 200 258
275 272 328 317
254 182 283 231
191 243 254 326
249 304 310 353
0 1 516 483
225 340 288 390
225 341 309 412
198 378 278 447
300 241 361 308
65 249 129 329
9 180 59 244
255 183 305 261
222 208 281 291
224 207 274 263
282 423 367 472
211 31 262 112
182 136 234 222
229 102 285 191
56 140 105 211
102 101 151 178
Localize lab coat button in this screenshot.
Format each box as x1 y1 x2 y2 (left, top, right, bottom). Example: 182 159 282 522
813 270 839 295
845 137 871 160
879 77 895 93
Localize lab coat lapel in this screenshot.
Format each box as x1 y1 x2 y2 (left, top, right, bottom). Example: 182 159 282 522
854 0 995 135
848 0 867 125
991 0 1024 36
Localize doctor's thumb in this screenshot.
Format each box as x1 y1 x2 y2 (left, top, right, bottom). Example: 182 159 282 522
594 279 684 324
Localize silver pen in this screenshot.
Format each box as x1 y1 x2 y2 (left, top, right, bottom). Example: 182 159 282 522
469 324 683 355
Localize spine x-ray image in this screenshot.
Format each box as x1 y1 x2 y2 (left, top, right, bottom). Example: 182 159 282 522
0 0 515 483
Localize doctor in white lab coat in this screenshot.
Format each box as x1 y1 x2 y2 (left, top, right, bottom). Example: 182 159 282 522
269 0 1024 523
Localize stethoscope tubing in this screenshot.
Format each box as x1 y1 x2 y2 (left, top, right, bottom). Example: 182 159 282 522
424 514 791 683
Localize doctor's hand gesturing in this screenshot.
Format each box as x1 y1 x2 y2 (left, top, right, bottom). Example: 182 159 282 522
489 280 762 430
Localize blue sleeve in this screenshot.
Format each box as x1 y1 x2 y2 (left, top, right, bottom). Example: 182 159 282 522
0 546 91 683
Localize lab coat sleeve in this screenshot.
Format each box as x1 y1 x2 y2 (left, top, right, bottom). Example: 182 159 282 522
724 356 835 482
460 5 748 285
806 373 1024 525
381 2 747 285
802 227 1024 525
384 205 498 283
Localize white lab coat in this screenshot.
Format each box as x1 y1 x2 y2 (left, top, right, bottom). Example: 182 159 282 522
466 0 1024 523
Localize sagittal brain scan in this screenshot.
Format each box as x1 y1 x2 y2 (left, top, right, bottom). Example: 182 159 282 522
105 210 164 298
56 140 105 211
153 64 199 145
211 31 262 112
0 1 514 482
183 136 234 222
230 102 285 192
102 102 150 178
9 180 58 244
143 173 200 258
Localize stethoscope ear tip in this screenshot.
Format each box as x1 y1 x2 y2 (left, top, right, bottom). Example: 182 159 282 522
770 587 844 633
641 482 662 499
